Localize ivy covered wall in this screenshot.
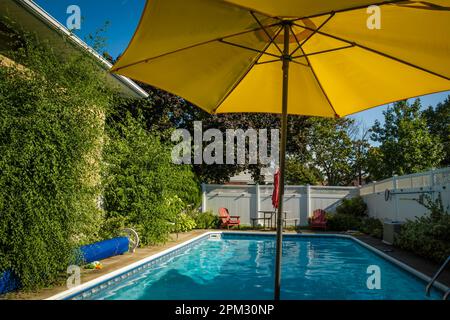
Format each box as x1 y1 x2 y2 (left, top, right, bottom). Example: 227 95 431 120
0 27 200 290
0 30 110 289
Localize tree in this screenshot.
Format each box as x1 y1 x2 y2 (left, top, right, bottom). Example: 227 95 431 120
307 118 357 186
369 99 443 180
285 156 322 185
349 121 371 185
120 84 306 184
365 147 384 182
423 95 450 166
121 85 373 186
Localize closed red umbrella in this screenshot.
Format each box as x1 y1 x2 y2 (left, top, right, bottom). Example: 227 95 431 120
272 169 280 209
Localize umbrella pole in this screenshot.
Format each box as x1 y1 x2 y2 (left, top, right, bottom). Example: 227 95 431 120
274 22 291 301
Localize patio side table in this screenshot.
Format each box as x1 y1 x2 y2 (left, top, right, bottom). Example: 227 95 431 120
283 218 299 228
251 216 272 229
257 210 288 229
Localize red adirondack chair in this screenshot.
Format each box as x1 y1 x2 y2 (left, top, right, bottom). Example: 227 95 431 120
309 209 327 230
218 208 240 229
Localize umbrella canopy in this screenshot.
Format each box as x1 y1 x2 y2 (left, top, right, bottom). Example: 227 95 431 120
272 169 280 209
112 0 449 117
112 0 450 300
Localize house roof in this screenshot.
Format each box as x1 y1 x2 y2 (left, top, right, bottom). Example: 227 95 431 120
229 169 275 185
0 0 148 98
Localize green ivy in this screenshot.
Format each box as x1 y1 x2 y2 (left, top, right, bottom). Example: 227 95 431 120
0 27 111 289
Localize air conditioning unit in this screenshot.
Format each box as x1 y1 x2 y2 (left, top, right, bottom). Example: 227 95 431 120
382 221 403 245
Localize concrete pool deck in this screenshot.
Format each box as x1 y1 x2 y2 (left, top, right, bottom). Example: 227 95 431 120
353 233 450 288
1 229 448 299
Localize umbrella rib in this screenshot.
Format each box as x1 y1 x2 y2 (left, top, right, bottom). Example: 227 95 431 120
218 39 281 59
391 1 450 11
291 0 407 22
111 22 281 72
292 22 450 81
250 11 283 55
290 12 335 57
255 58 282 65
212 26 284 113
291 60 310 67
292 44 355 59
289 24 302 49
300 47 340 118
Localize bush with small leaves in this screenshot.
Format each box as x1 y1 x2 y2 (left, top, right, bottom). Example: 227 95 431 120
191 211 220 229
336 196 368 217
102 111 201 245
326 214 362 231
395 194 450 263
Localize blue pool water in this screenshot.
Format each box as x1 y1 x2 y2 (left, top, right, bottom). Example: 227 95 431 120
84 234 442 300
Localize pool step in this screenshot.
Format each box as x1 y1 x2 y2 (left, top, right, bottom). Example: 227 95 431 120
208 234 222 241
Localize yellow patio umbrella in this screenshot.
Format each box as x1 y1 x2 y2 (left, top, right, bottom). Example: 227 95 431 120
112 0 450 299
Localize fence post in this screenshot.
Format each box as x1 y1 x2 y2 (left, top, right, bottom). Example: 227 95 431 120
430 168 436 201
393 175 399 222
372 181 376 194
201 183 206 213
306 184 311 218
256 183 260 219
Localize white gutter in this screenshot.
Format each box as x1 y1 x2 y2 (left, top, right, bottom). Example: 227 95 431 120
14 0 148 98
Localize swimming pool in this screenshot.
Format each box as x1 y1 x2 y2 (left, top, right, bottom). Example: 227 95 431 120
54 232 446 300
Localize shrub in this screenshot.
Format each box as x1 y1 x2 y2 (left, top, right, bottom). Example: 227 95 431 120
102 110 200 245
326 213 382 238
336 196 367 217
395 194 450 263
360 217 383 239
191 211 220 229
172 213 197 233
395 216 450 263
326 214 361 231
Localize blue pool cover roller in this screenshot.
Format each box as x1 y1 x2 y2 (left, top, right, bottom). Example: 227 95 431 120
79 237 129 264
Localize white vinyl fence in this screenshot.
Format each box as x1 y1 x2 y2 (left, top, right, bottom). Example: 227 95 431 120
202 184 358 226
359 167 450 222
202 167 450 226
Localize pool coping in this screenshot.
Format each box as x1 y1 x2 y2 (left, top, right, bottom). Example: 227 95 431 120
47 231 449 300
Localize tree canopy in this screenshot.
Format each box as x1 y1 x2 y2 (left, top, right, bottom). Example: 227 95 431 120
423 96 450 166
368 99 444 180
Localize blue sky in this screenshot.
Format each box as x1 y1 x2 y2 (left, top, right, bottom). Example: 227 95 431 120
34 0 449 128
